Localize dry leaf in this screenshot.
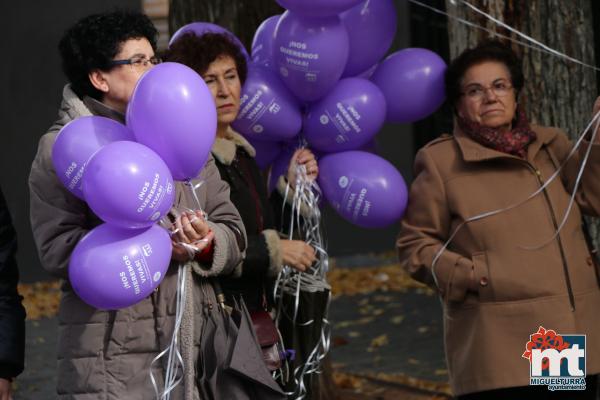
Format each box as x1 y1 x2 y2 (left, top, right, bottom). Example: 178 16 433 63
334 316 375 329
327 263 432 296
18 281 61 320
370 334 389 348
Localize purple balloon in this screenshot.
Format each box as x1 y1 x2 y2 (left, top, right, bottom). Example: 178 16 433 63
83 141 175 229
371 48 447 124
304 78 386 153
169 22 249 59
358 138 378 154
251 15 280 68
341 0 397 77
276 0 363 17
231 64 302 141
52 116 134 199
69 223 171 310
274 11 349 102
354 63 379 79
318 151 407 228
246 138 284 170
127 62 217 181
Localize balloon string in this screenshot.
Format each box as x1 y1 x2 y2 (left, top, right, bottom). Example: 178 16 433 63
273 153 331 400
183 179 206 213
455 0 600 72
520 112 600 250
408 0 600 72
150 263 187 399
431 110 600 288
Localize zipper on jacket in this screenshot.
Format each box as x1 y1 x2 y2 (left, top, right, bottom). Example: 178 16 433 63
529 165 576 311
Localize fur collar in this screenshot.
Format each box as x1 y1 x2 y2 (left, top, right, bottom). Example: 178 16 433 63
211 128 256 165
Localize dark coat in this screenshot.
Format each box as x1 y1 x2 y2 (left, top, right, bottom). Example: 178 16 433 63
0 186 26 380
212 130 292 310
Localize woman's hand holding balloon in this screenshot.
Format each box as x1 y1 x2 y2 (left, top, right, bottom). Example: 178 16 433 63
280 240 316 272
171 210 214 261
287 149 319 189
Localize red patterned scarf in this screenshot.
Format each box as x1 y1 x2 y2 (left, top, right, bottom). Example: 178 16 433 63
457 107 536 158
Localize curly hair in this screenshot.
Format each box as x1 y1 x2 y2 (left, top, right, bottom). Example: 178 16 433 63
445 39 524 108
59 10 158 100
164 32 248 84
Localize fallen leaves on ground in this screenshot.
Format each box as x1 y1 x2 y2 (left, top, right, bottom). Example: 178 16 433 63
327 264 433 297
18 281 60 320
333 371 452 399
370 371 452 396
334 316 375 329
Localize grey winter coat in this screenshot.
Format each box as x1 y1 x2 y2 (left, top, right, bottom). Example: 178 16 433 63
29 85 254 399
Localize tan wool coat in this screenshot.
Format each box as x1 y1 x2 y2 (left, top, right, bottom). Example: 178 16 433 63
397 125 600 395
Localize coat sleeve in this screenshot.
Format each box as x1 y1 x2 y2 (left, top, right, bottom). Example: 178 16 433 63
0 187 26 379
29 133 91 280
231 229 282 279
396 148 475 302
191 155 247 277
551 129 600 217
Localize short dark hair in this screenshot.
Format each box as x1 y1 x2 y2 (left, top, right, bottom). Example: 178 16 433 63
445 39 524 107
59 10 158 100
164 32 248 84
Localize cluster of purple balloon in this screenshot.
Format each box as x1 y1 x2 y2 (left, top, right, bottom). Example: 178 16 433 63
52 62 217 309
230 0 448 228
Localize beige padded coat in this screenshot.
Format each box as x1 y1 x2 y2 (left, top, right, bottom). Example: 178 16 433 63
29 85 248 399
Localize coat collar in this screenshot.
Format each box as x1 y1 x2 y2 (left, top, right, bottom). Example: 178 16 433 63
453 122 559 164
211 128 256 165
83 96 126 124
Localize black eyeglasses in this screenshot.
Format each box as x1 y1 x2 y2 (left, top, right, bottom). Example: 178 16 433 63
109 55 162 69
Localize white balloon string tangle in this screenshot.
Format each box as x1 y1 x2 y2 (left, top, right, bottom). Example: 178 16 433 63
521 112 600 250
150 263 187 400
164 180 209 260
407 0 600 72
431 110 600 289
273 156 331 400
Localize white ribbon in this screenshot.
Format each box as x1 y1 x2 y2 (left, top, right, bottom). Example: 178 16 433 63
273 152 332 400
150 264 187 399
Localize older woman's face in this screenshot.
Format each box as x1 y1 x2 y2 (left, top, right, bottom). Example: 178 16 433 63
98 37 156 113
456 61 517 130
202 55 241 128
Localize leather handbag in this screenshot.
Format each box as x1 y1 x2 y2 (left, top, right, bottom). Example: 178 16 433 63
249 309 284 371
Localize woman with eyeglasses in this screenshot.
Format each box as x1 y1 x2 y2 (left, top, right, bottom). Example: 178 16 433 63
28 11 267 399
397 40 600 399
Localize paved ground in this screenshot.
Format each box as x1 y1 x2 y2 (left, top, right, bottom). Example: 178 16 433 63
12 253 449 399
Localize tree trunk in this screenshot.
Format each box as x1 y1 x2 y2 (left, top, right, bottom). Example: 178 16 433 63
168 0 283 50
444 0 600 247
